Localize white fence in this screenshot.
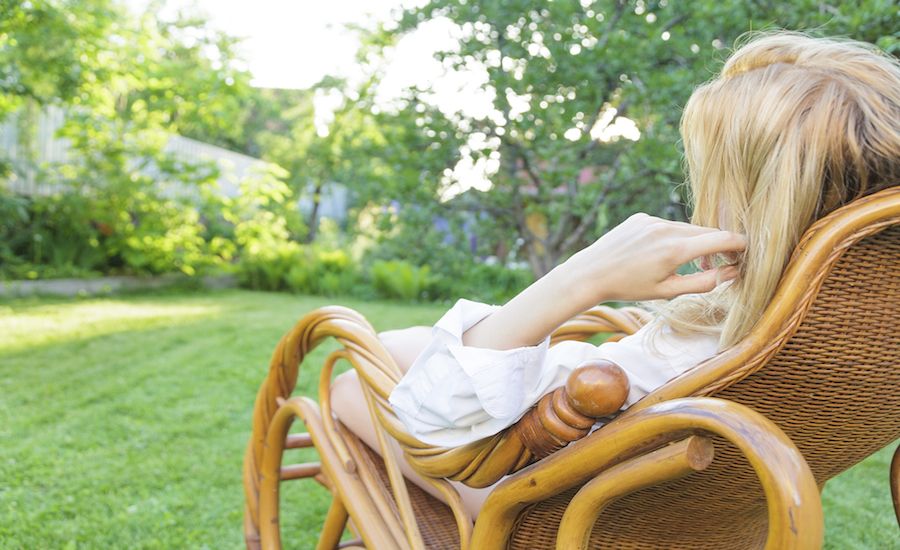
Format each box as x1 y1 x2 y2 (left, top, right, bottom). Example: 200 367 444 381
0 105 69 195
0 105 348 222
0 106 267 198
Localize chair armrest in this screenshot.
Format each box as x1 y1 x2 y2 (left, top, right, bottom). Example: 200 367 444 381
402 359 631 487
550 304 651 345
512 359 630 459
472 397 823 550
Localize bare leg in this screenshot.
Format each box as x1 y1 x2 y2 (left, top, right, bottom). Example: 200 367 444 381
330 326 494 520
376 326 432 374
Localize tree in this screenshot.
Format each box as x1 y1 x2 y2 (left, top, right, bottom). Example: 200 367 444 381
0 0 278 277
256 75 465 243
0 0 117 117
126 2 260 153
374 0 899 276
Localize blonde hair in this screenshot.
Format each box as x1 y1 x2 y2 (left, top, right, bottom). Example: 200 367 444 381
659 31 900 348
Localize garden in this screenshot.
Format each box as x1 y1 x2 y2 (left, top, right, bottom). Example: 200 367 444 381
2 0 898 548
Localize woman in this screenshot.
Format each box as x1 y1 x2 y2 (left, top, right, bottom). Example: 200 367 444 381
331 31 900 519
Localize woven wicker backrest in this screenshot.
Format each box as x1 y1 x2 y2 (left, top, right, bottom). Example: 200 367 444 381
507 194 900 549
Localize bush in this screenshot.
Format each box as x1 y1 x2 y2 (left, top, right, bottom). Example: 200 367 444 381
358 204 535 304
0 188 235 280
426 260 534 304
107 197 220 276
371 260 431 301
285 247 363 297
236 242 364 297
234 240 301 291
0 192 109 280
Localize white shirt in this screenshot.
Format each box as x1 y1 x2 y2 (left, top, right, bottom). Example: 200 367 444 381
388 298 721 447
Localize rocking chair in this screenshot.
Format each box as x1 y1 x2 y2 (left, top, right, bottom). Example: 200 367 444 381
243 186 900 549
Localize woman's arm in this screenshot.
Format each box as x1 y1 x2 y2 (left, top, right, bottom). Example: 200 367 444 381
462 214 746 350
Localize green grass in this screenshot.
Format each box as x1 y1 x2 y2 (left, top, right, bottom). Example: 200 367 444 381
0 289 896 549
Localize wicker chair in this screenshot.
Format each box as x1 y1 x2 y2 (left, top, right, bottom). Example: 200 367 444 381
243 187 900 549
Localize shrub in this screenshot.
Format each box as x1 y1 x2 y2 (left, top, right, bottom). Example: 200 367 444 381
426 260 533 304
285 247 362 297
106 197 216 276
371 260 431 301
0 192 109 280
236 242 364 297
235 240 302 291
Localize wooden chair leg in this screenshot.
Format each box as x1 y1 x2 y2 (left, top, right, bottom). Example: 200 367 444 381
891 443 900 528
259 398 402 550
317 496 349 550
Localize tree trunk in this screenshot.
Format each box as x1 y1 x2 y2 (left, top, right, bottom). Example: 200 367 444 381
305 181 324 243
526 242 560 278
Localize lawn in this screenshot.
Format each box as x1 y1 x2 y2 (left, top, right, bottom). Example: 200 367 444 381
0 289 896 549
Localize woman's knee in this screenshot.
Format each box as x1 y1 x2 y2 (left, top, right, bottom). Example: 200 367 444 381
377 325 433 373
331 369 360 402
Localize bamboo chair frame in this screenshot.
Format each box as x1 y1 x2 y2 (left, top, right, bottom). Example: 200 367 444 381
243 187 900 550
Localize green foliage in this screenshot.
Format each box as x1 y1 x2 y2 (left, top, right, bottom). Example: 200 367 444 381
0 0 281 280
9 0 895 308
48 117 232 277
0 0 529 305
235 242 365 297
134 7 258 151
0 187 233 280
224 165 306 251
0 0 117 117
109 198 212 276
255 81 465 244
435 261 534 304
374 0 900 275
226 178 362 296
358 201 536 303
286 247 362 297
0 193 106 280
18 193 107 270
371 260 432 301
0 190 32 269
235 240 303 291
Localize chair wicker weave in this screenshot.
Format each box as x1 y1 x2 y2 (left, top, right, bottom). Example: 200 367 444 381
243 187 900 549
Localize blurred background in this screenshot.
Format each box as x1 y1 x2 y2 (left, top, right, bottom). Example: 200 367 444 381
2 0 895 302
2 2 899 548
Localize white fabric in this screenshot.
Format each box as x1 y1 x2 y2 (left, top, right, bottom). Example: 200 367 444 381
388 298 720 447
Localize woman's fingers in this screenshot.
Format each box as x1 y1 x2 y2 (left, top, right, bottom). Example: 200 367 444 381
678 231 747 264
571 214 746 303
661 265 740 297
643 218 721 236
664 219 722 234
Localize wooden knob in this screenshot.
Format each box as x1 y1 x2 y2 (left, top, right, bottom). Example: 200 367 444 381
565 359 630 418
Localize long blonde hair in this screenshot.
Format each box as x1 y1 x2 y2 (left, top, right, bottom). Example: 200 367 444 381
659 31 900 348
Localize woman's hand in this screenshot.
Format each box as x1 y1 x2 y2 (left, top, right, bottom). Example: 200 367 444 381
461 214 746 350
559 213 747 306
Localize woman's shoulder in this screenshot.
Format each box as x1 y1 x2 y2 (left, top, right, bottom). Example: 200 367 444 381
594 318 721 376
